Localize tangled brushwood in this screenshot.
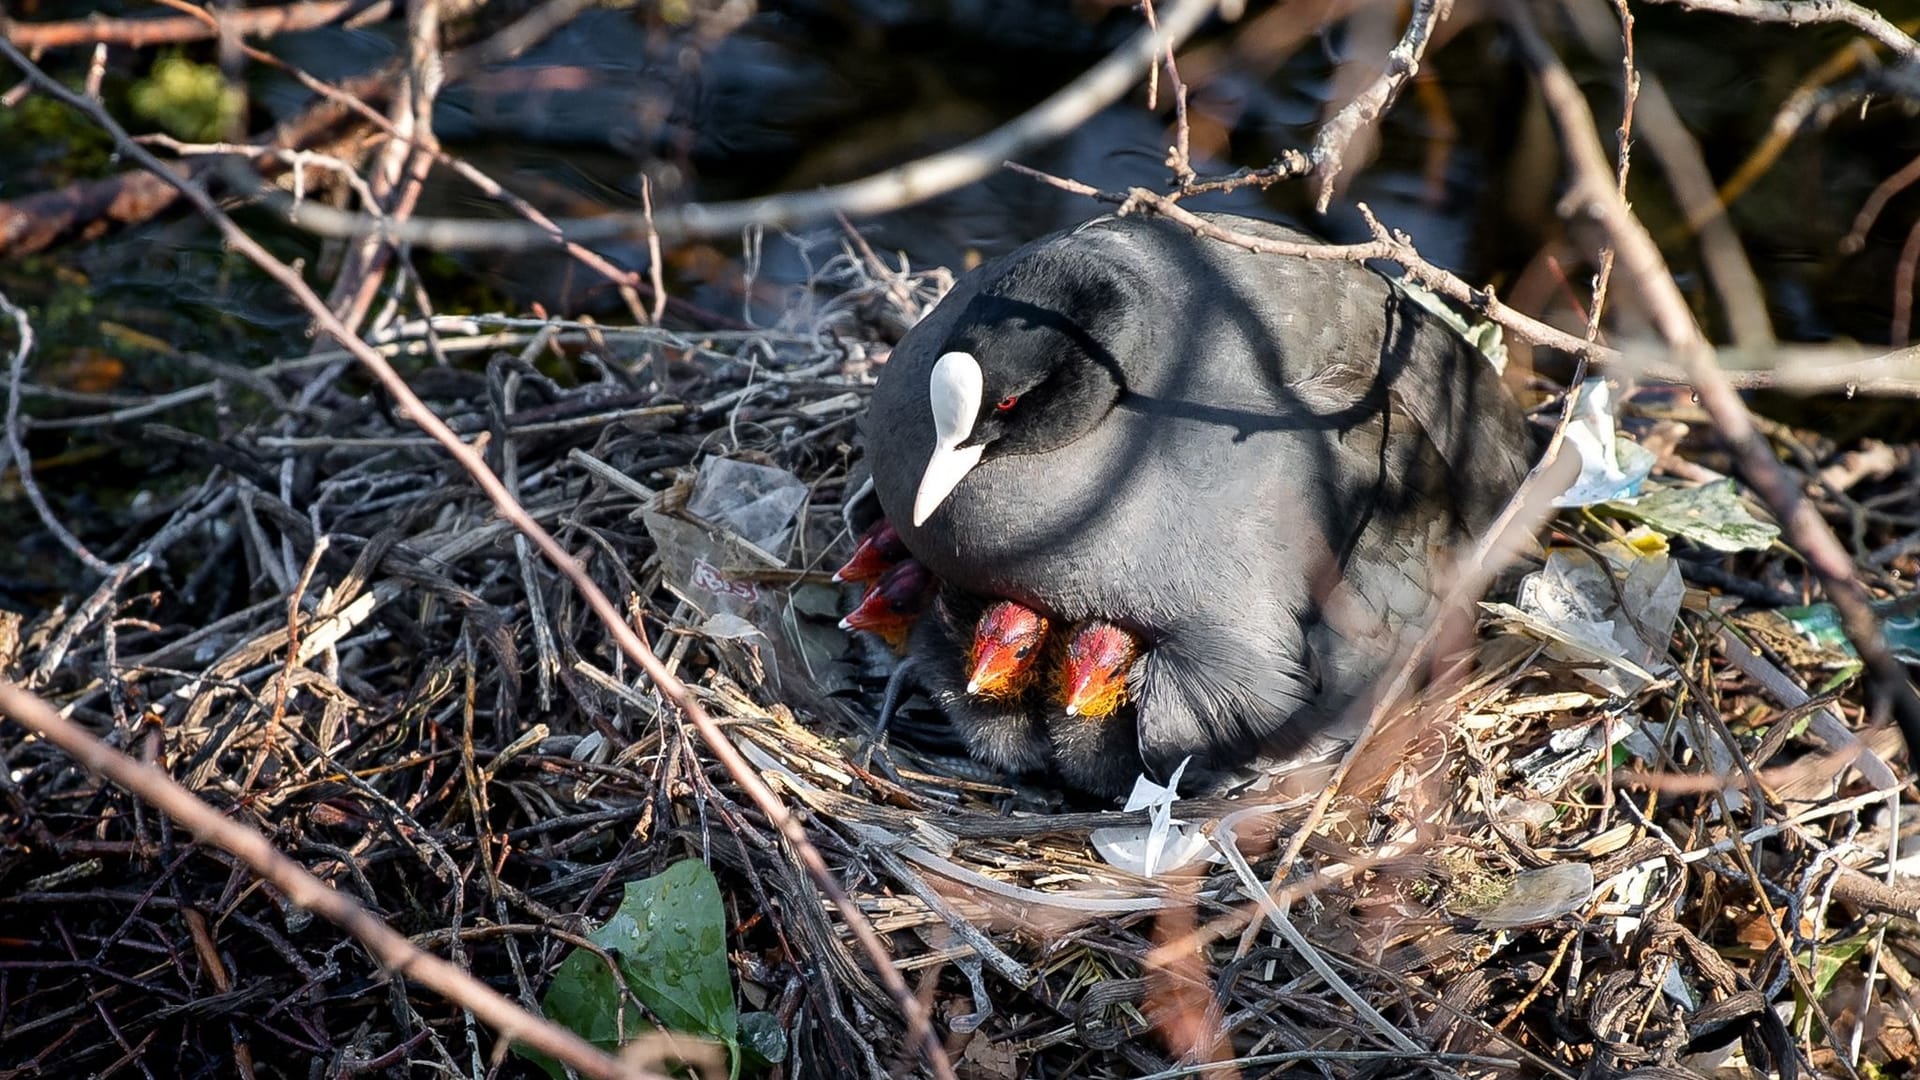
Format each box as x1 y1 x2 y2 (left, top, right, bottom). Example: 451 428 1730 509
1 235 1915 1079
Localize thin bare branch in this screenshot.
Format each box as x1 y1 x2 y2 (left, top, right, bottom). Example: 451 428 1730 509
1502 0 1920 766
1311 0 1453 212
270 0 1222 251
2 0 389 50
1565 0 1775 347
1016 161 1920 396
0 35 959 1080
1 291 111 574
1633 0 1920 63
0 679 671 1080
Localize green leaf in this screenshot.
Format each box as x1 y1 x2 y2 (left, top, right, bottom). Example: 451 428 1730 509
595 860 736 1040
1608 479 1780 552
523 859 744 1076
523 948 640 1079
1806 930 1874 998
737 1012 788 1068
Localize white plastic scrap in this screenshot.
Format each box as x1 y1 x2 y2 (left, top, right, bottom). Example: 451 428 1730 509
684 456 810 558
1486 528 1683 697
1090 759 1217 877
1554 377 1656 508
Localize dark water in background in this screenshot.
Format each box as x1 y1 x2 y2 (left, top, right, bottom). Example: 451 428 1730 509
7 1 1920 348
3 0 1920 475
383 0 1920 352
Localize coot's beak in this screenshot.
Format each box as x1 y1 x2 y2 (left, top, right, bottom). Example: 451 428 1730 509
914 351 985 526
833 519 908 584
1059 621 1144 719
839 558 934 649
965 600 1050 698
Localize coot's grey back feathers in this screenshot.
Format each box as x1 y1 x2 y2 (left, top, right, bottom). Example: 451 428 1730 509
863 211 1534 789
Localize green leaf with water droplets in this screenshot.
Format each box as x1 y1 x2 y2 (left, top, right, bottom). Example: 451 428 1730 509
525 859 761 1077
596 860 737 1040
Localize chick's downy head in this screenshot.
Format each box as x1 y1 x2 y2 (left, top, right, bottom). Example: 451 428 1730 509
965 600 1050 699
1058 620 1144 720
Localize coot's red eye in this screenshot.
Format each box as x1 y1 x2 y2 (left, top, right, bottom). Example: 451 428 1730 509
995 395 1018 411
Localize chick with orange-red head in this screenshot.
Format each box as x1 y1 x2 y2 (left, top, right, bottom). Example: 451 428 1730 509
965 600 1051 698
904 591 1057 774
1058 620 1144 719
838 558 933 651
922 604 1153 798
836 517 1154 796
833 519 910 585
1045 620 1150 797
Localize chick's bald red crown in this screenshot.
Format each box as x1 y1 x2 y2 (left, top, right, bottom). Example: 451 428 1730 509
964 600 1049 699
1059 621 1143 720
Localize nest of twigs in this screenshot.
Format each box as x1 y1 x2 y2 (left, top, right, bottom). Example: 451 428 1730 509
2 240 1916 1080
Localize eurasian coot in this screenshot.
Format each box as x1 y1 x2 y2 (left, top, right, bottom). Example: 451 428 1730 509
862 211 1533 791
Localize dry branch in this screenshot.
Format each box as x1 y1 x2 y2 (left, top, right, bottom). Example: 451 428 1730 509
1310 0 1452 211
4 3 1918 1076
1500 0 1920 780
271 0 1222 250
0 679 671 1080
1 0 389 50
1634 0 1920 63
0 34 958 1080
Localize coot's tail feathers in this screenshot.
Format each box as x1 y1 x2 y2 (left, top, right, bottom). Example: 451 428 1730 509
1132 629 1319 773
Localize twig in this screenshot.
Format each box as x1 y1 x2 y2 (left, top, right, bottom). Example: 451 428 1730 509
641 176 668 326
0 37 959 1080
1142 0 1197 188
1566 0 1775 347
271 0 1222 250
27 555 154 687
1310 0 1452 212
1632 0 1920 63
0 679 670 1080
1132 1050 1521 1080
317 0 441 336
0 290 111 574
215 0 678 325
1499 0 1920 767
1585 0 1637 339
1211 828 1424 1052
1100 177 1625 364
1896 219 1920 347
1843 149 1920 253
1 0 388 49
1721 38 1877 218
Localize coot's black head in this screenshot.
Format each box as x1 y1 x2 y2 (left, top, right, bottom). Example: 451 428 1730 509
910 244 1151 525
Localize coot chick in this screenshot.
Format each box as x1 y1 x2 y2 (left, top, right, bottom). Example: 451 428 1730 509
904 591 1056 774
863 211 1532 790
834 519 910 584
966 599 1053 698
1049 620 1152 797
839 558 934 651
